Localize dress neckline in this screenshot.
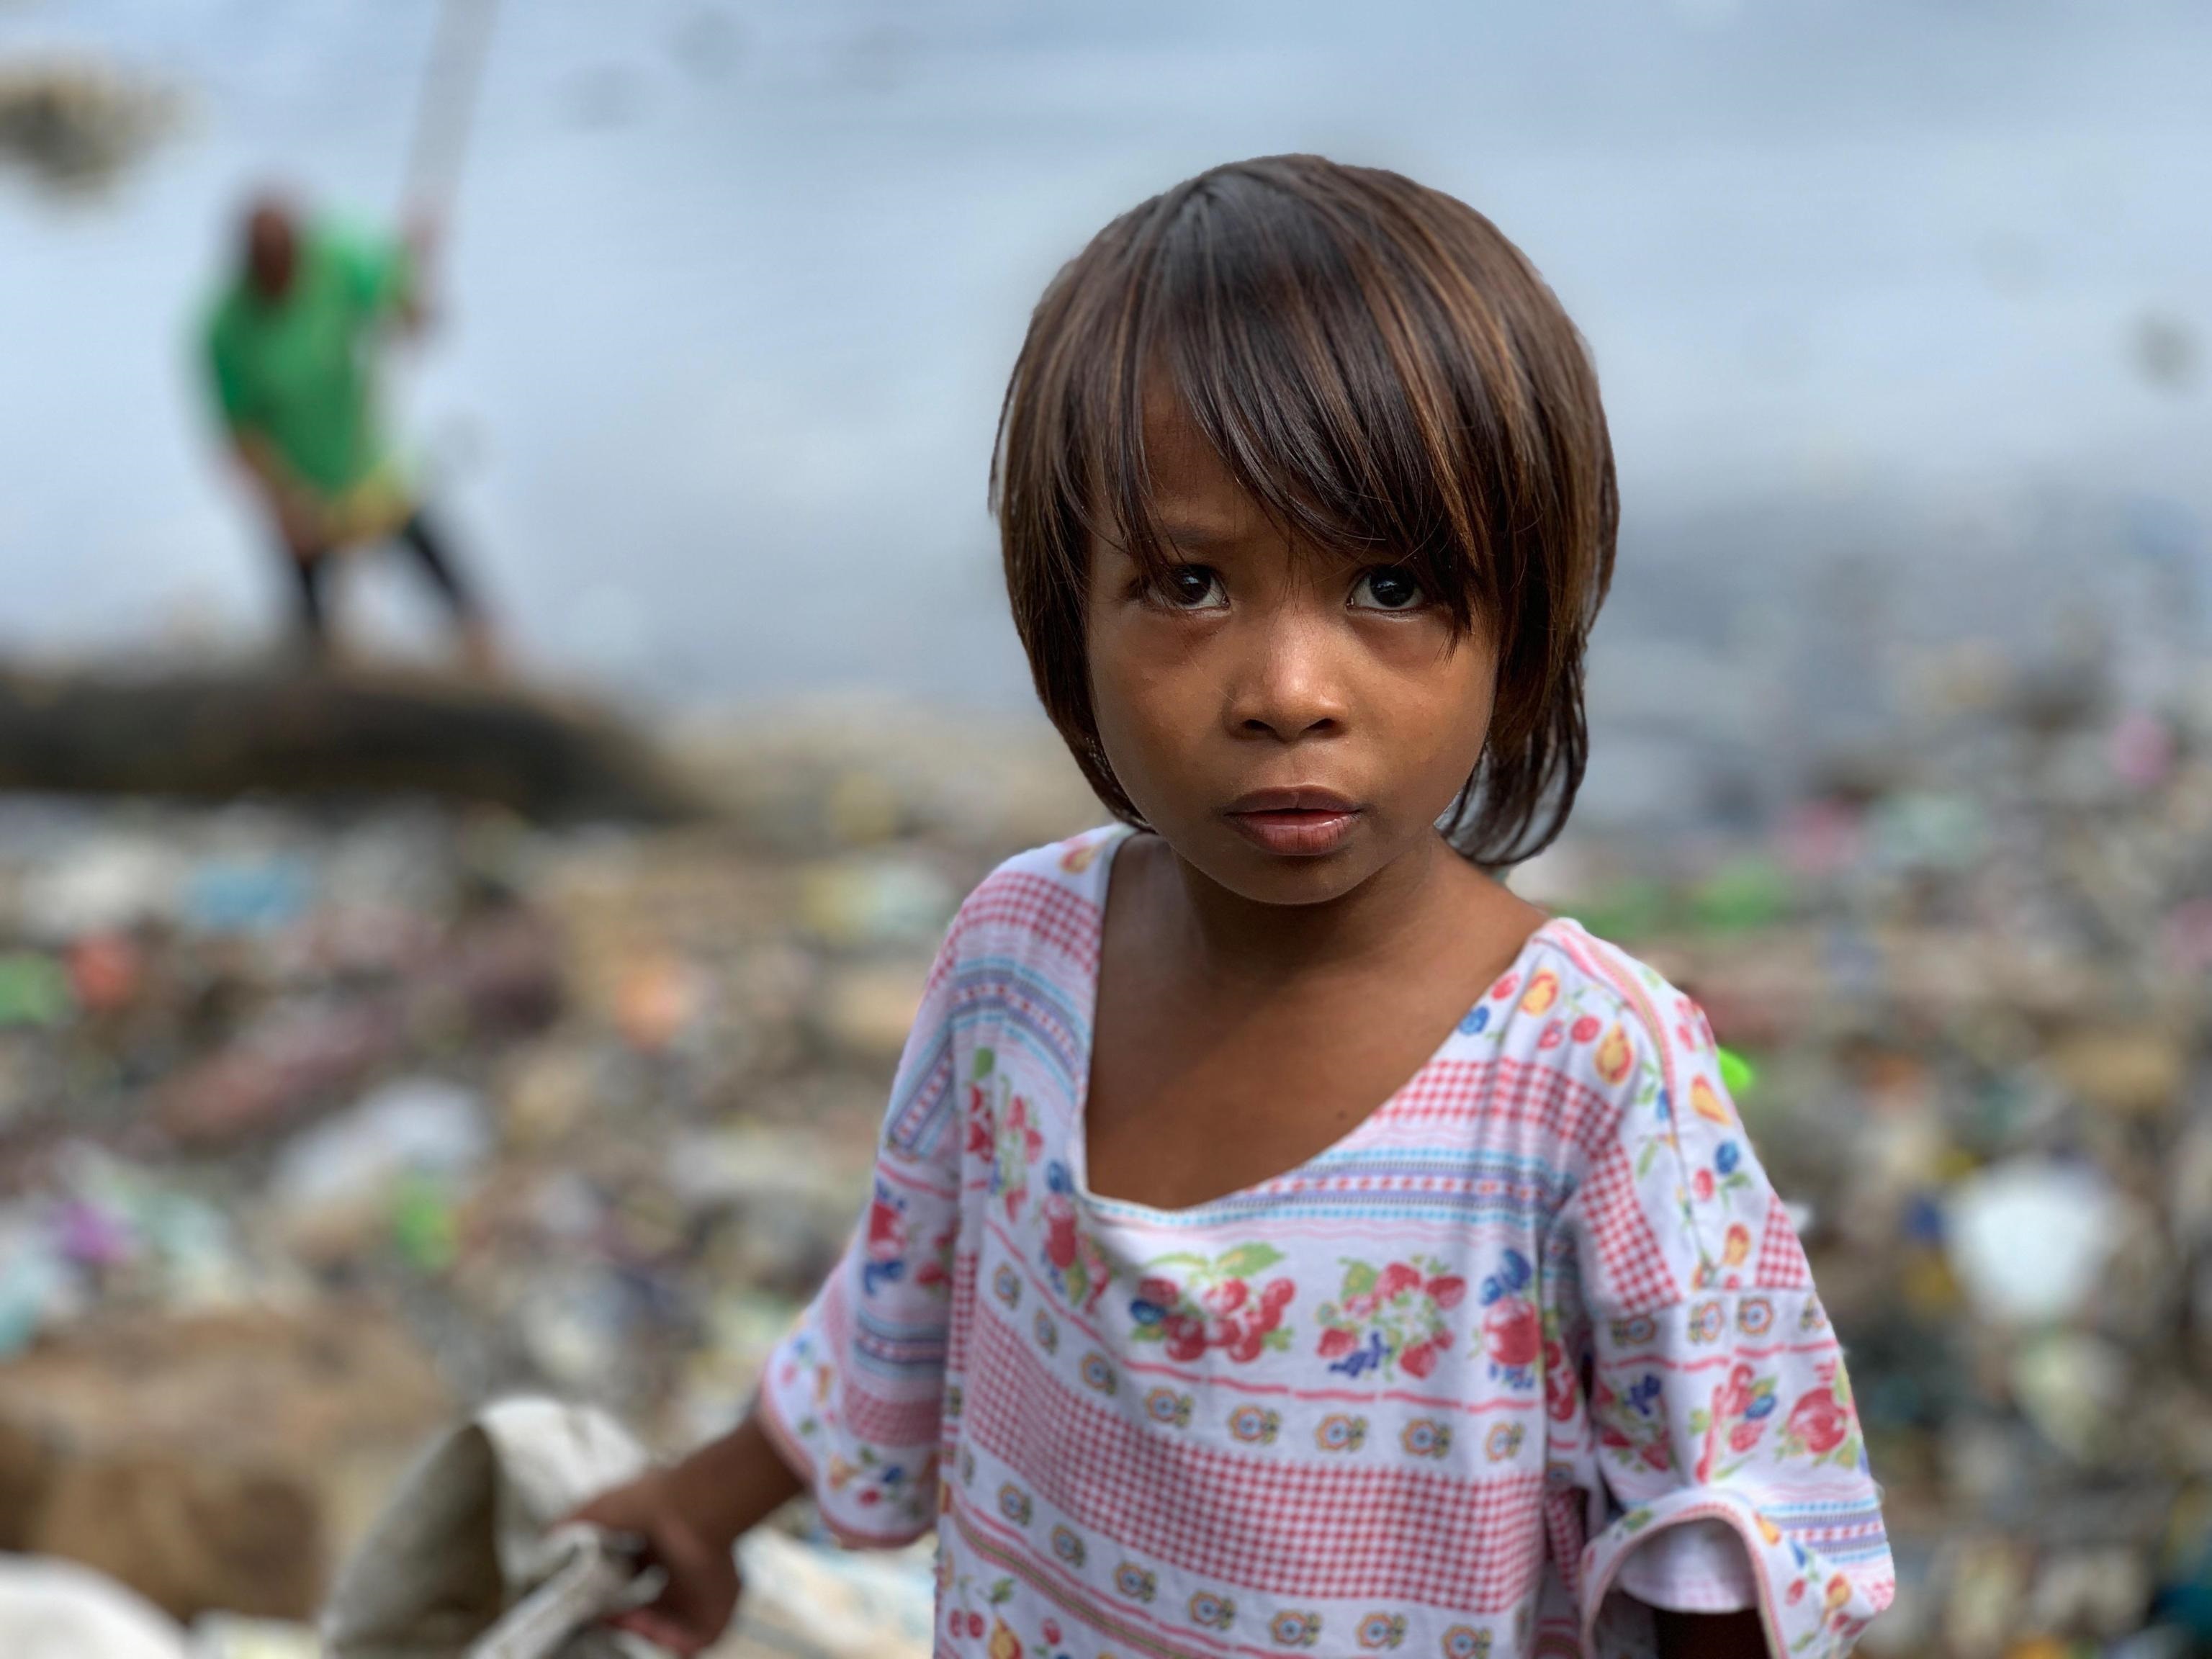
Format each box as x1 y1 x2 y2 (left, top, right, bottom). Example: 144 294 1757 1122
1065 826 1567 1223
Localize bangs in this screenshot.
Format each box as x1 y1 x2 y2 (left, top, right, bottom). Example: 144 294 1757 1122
1114 323 1481 632
1080 161 1560 629
994 154 1617 866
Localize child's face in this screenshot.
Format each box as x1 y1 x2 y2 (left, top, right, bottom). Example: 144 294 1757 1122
1085 400 1501 905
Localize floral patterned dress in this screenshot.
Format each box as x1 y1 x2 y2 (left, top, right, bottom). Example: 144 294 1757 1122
757 829 1892 1659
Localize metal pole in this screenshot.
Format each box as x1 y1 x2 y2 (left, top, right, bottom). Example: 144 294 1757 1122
401 0 502 216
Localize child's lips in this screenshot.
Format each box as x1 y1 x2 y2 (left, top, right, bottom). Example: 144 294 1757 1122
1223 790 1362 856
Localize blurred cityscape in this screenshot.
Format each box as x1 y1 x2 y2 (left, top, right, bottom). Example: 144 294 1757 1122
4 4 2211 1658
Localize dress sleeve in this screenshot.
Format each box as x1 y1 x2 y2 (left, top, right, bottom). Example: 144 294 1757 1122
1553 978 1894 1657
754 929 966 1546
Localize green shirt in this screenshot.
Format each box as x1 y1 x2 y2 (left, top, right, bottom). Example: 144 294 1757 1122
204 222 410 500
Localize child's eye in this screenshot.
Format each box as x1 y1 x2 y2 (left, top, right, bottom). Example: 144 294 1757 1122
1159 565 1228 611
1349 567 1424 611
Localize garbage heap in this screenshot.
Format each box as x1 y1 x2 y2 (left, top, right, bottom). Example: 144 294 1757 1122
1 676 2208 1658
0 58 180 195
0 702 1097 1652
1530 662 2212 1659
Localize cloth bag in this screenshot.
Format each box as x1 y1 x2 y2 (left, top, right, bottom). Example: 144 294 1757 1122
323 1395 936 1659
320 1396 657 1659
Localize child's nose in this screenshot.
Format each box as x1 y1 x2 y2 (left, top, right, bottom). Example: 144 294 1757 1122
1227 611 1350 742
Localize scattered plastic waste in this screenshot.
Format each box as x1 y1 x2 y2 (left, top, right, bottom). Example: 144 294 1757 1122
1714 1043 1758 1099
16 837 184 940
0 951 71 1027
0 676 2198 1655
68 932 145 1014
0 1213 72 1358
1687 855 1793 932
799 855 956 950
181 856 315 936
611 949 703 1052
1946 1162 2119 1325
814 959 930 1064
0 60 181 194
1527 642 2212 1656
269 1077 488 1264
732 1529 935 1658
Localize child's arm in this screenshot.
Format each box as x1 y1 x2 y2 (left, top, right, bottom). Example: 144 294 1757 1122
1655 1609 1768 1659
567 885 981 1650
566 1411 801 1655
1555 979 1892 1656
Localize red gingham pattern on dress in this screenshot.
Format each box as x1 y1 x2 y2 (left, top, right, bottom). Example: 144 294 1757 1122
963 1303 1548 1612
885 1043 958 1159
1541 1485 1586 1602
943 1249 979 1373
1753 1192 1815 1289
948 1503 1251 1659
820 1235 950 1449
1383 1058 1622 1172
946 869 1103 979
1847 1568 1898 1608
1573 1139 1681 1316
845 1390 943 1448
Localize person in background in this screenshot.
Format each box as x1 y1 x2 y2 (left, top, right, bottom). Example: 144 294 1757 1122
204 192 496 671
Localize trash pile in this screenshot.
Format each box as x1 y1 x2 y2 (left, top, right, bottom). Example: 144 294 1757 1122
2 667 2209 1655
0 703 1097 1651
0 58 181 196
1526 652 2212 1658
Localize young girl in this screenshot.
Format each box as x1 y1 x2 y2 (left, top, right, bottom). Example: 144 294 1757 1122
576 155 1892 1659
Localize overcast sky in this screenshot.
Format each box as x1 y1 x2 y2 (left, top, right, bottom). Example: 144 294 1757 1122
2 0 2206 706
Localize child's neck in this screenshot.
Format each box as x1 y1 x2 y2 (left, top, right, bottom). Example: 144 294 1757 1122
1159 829 1506 988
1085 827 1550 1211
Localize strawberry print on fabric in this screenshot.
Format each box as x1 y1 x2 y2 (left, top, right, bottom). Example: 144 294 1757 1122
1315 1255 1465 1380
1128 1243 1295 1364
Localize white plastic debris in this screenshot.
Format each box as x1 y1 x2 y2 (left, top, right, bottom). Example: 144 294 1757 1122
729 1531 934 1658
1945 1159 2118 1324
272 1077 490 1218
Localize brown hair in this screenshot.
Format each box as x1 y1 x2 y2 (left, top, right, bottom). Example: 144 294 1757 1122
992 153 1617 867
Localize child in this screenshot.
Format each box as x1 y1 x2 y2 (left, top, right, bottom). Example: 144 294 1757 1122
575 155 1892 1659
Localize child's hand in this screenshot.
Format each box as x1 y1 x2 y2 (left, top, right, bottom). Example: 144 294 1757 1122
566 1470 742 1657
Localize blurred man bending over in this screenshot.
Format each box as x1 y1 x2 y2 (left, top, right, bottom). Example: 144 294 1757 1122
204 192 496 671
